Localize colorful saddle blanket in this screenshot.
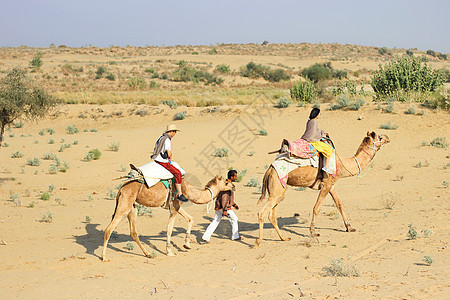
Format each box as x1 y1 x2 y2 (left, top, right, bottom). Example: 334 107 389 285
282 139 317 158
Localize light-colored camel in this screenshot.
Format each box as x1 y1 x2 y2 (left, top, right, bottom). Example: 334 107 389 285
255 131 390 246
102 175 234 261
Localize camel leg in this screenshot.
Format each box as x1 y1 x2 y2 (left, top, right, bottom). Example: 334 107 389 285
166 203 180 256
329 186 356 232
310 187 331 237
127 205 152 258
177 207 194 250
268 203 291 242
101 204 133 262
256 196 281 247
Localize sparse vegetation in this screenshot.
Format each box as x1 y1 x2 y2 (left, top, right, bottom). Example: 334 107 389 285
26 157 41 166
65 124 79 134
240 62 290 82
257 129 268 136
407 223 418 240
40 192 51 200
423 256 433 266
275 97 292 108
323 258 360 277
162 99 178 108
84 148 101 161
330 95 365 111
245 178 259 187
39 211 53 223
213 147 229 157
108 142 120 152
11 151 24 158
380 122 399 130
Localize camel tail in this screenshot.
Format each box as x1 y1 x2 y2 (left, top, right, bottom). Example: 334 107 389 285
257 166 271 204
111 188 122 220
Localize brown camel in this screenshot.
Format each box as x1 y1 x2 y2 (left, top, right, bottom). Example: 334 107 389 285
102 175 234 261
255 131 390 246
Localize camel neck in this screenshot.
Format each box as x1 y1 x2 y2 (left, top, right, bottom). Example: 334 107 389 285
339 146 376 178
183 182 216 204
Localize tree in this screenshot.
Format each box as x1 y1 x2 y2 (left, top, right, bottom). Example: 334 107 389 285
0 68 58 148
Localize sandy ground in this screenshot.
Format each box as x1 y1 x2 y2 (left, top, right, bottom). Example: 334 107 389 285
0 102 449 299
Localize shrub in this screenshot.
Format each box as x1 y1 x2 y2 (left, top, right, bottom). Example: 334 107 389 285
330 95 365 111
46 128 55 135
378 47 390 55
240 62 290 82
257 129 268 136
13 120 24 128
302 63 332 82
30 51 43 69
148 81 159 88
290 78 317 103
323 258 360 277
380 122 398 130
407 223 418 240
39 211 53 223
275 97 292 108
371 56 444 101
235 168 247 182
245 178 259 187
405 106 416 115
216 64 231 74
65 124 79 134
172 66 224 85
84 148 101 161
173 111 187 120
128 77 146 90
382 103 394 113
137 204 153 216
105 73 116 81
95 66 107 78
27 157 41 166
144 68 155 73
162 99 178 108
213 147 229 157
429 137 448 148
40 192 51 200
423 256 433 266
108 142 120 152
11 151 24 158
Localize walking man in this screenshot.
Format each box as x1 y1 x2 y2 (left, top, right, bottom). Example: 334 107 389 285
202 170 241 243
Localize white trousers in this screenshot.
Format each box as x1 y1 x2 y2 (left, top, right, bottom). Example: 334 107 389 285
202 210 240 241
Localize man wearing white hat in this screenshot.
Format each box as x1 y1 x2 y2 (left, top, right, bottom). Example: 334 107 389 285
151 124 188 202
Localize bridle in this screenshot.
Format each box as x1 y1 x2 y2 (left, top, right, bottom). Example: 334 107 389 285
205 187 214 214
348 134 383 177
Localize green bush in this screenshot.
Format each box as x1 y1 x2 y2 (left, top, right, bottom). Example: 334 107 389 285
27 157 41 166
245 178 259 187
84 148 101 161
380 121 399 130
65 124 79 134
30 52 43 69
290 78 317 103
173 111 187 120
216 64 231 74
105 73 115 81
240 62 290 82
378 47 390 55
128 77 146 90
371 56 444 101
302 63 332 82
275 97 292 108
330 95 366 111
257 129 268 136
108 142 120 152
11 151 24 158
213 147 229 157
172 66 224 85
162 99 177 108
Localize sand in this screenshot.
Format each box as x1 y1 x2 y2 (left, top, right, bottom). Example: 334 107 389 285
0 101 449 299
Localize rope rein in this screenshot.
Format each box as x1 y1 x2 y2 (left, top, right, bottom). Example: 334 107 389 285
205 187 214 214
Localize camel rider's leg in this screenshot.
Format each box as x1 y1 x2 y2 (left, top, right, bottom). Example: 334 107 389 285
175 183 188 202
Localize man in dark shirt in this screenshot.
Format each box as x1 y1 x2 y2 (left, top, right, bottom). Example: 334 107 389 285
202 170 241 243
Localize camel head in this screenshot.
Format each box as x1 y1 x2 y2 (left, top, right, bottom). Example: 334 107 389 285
364 131 390 151
205 175 235 192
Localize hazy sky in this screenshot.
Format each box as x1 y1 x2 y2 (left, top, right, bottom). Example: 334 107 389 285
1 0 449 52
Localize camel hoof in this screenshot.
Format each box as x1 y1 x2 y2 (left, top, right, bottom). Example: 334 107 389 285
310 232 320 237
183 244 191 250
347 227 356 232
281 237 291 242
254 240 261 248
102 258 110 262
167 252 176 257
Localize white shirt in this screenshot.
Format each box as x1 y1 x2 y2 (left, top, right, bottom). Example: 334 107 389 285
154 138 171 163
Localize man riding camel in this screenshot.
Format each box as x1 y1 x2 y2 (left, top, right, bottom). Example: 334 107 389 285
151 124 188 202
